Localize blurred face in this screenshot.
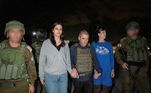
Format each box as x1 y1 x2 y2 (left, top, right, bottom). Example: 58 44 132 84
8 28 23 43
127 28 139 38
79 34 89 47
98 30 106 40
52 24 63 38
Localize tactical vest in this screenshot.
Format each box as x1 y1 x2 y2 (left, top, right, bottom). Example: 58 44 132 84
76 47 93 75
125 37 148 62
0 41 28 80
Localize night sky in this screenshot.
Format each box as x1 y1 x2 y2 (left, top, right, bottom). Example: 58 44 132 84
0 0 151 43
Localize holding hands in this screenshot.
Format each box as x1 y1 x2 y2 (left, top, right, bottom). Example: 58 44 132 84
29 84 35 93
111 69 115 78
122 62 129 70
71 68 79 78
40 80 44 85
94 70 101 79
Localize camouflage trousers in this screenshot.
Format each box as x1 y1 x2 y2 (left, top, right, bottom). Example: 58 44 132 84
120 65 150 93
0 79 29 93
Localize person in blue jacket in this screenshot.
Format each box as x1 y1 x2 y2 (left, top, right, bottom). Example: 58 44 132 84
93 26 115 93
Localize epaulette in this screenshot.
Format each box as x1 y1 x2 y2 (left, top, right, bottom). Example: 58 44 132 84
120 37 127 43
26 45 32 52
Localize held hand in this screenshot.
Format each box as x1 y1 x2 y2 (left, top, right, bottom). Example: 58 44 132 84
94 70 101 79
40 80 44 85
111 69 115 78
29 84 35 93
71 68 79 78
122 63 129 70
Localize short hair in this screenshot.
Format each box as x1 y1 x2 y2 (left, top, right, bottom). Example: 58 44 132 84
78 30 89 38
96 25 106 33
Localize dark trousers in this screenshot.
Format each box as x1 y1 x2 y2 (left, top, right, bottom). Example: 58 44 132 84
93 85 110 93
73 79 93 93
120 66 150 93
0 80 29 93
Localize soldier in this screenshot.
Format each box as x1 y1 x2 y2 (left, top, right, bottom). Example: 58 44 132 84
32 30 47 93
32 30 47 65
0 20 37 93
115 21 150 93
70 30 101 93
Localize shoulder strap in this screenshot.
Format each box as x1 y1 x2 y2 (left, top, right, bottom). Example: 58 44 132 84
24 44 34 63
26 45 32 52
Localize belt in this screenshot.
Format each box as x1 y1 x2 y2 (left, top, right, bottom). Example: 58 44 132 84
126 61 145 67
79 73 91 77
0 79 26 88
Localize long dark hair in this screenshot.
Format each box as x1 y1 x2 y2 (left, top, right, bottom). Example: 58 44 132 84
50 22 65 46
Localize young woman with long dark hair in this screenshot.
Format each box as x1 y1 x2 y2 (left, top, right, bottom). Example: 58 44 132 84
39 22 75 93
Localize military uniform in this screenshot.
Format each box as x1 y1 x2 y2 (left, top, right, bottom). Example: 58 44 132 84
32 30 46 64
0 20 37 93
32 30 47 93
32 41 44 93
0 40 37 93
32 41 43 63
32 41 43 74
115 22 150 93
